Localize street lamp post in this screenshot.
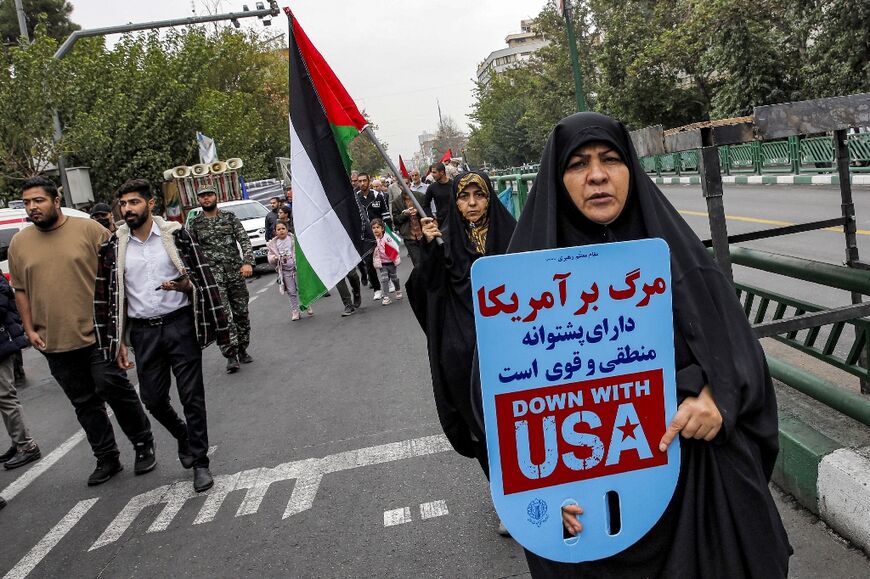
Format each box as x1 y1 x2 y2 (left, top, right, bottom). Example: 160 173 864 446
51 1 280 206
561 2 587 112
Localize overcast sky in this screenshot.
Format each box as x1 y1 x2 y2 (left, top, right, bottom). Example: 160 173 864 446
66 0 547 160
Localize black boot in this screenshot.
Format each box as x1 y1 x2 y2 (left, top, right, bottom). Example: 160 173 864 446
238 348 254 364
226 356 240 374
88 456 123 486
133 441 157 475
193 466 214 492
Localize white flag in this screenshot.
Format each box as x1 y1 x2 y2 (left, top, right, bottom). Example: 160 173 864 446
197 132 218 164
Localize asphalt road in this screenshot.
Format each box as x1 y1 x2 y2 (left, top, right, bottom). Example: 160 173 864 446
2 187 870 577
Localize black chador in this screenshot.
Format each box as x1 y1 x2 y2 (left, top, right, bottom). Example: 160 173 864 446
494 112 791 578
407 171 516 473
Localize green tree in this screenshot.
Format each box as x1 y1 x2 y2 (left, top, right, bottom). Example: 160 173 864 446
802 0 870 98
347 112 387 175
432 115 467 160
0 0 79 45
0 29 63 200
58 27 289 201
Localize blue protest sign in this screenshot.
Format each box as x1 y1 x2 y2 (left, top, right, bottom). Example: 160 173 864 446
471 239 679 563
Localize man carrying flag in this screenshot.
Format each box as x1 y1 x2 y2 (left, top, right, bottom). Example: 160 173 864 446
286 9 375 309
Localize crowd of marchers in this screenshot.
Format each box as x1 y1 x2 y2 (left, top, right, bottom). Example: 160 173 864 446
0 109 793 579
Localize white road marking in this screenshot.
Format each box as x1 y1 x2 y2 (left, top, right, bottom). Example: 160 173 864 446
249 295 259 303
4 498 99 579
0 383 139 502
383 507 412 527
257 287 271 295
0 430 87 501
419 500 449 520
90 434 452 549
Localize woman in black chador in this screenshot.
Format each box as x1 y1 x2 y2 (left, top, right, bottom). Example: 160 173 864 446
407 171 516 474
498 112 791 578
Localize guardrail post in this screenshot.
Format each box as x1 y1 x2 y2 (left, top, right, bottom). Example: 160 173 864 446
752 141 762 175
721 145 731 176
699 144 733 282
517 177 529 208
834 128 869 393
789 136 801 175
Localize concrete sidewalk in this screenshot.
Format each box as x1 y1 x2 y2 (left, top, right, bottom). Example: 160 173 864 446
654 174 870 186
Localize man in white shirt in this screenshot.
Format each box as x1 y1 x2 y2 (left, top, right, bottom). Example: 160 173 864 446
97 179 226 492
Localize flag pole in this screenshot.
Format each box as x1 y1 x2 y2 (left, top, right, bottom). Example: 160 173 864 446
362 125 443 246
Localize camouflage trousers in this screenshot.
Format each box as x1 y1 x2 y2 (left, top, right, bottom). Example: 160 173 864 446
213 264 250 358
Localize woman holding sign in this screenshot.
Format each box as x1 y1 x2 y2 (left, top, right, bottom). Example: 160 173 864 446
499 112 791 577
407 171 516 477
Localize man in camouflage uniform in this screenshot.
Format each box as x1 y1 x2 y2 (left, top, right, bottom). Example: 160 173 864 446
187 188 254 374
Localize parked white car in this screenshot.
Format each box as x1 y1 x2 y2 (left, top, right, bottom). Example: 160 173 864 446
184 199 269 263
0 208 93 278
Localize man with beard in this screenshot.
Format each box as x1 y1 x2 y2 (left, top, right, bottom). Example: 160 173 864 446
94 179 229 493
9 176 155 486
187 187 254 374
265 197 282 241
422 162 453 224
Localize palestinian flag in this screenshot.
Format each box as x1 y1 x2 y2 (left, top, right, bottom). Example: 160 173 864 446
286 8 374 307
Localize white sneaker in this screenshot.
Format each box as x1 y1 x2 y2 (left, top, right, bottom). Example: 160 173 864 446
373 290 383 300
388 281 396 292
381 296 392 306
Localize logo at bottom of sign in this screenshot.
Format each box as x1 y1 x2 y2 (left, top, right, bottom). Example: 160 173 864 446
527 498 549 527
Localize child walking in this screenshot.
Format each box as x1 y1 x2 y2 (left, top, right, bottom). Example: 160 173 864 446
371 218 402 305
267 220 312 320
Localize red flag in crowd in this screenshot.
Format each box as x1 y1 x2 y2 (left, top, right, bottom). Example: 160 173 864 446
398 155 409 179
440 148 453 163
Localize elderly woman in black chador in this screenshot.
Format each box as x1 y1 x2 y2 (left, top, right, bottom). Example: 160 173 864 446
492 112 791 578
407 171 516 475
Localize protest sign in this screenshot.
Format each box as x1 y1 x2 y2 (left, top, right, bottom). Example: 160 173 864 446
471 239 679 562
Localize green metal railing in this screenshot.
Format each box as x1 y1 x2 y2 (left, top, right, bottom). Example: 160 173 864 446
631 133 870 177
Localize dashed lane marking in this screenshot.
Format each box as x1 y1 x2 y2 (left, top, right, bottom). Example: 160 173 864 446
4 498 99 579
419 500 449 520
257 287 271 295
383 507 412 527
89 434 453 550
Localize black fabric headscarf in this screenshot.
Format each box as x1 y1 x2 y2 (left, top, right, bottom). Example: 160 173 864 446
505 113 791 578
407 170 516 468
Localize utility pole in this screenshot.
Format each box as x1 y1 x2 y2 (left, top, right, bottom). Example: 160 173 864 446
13 0 29 42
50 1 279 206
436 99 443 128
561 1 587 112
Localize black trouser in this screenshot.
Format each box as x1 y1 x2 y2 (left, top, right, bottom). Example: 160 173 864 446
356 262 369 285
404 239 422 267
43 344 152 460
129 307 209 468
363 253 381 291
335 269 361 307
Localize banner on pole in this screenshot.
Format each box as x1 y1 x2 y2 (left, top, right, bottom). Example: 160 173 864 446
471 239 679 563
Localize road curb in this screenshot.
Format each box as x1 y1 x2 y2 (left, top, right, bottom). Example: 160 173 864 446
771 392 870 555
653 174 870 186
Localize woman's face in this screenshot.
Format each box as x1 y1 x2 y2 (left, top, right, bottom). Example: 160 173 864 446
278 208 290 220
456 183 489 224
562 142 630 225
